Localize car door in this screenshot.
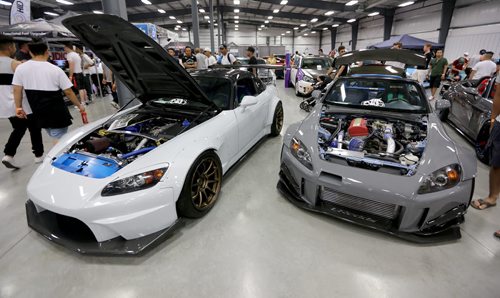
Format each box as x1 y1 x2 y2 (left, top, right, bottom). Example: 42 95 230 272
233 76 268 153
469 77 496 136
448 82 478 136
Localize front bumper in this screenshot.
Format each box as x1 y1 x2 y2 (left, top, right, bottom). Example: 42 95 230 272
277 149 473 243
26 200 182 255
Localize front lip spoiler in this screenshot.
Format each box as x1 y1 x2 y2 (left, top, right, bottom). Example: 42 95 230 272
277 169 462 244
26 200 183 256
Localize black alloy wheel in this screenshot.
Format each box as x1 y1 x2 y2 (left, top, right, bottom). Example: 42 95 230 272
270 102 284 136
475 124 491 165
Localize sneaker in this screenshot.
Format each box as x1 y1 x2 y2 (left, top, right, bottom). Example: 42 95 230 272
2 155 19 169
110 101 120 109
34 156 44 164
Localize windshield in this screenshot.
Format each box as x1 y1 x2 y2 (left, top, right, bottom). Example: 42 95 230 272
324 78 428 113
302 58 330 69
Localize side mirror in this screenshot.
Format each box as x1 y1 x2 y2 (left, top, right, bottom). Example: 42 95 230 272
435 99 451 110
240 96 258 108
464 87 478 96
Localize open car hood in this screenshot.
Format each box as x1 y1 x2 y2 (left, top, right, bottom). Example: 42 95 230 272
63 15 214 106
334 49 426 68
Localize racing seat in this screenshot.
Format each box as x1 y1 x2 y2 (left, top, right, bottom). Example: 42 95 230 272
236 85 254 103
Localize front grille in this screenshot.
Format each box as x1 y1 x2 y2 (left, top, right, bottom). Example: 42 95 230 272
322 187 399 219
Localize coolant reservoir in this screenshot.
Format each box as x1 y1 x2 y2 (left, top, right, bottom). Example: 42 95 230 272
348 118 369 137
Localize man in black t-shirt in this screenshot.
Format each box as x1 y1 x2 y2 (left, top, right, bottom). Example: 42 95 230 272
334 46 348 79
247 46 257 76
412 43 433 85
181 47 197 69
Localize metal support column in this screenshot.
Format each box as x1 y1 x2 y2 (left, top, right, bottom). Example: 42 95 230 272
220 8 226 44
351 22 358 51
217 0 221 46
319 31 323 51
209 0 215 53
102 0 136 108
439 0 456 45
330 28 337 50
191 0 200 48
292 29 295 53
383 9 395 41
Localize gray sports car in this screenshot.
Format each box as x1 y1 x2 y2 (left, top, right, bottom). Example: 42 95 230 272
278 50 477 243
439 76 496 163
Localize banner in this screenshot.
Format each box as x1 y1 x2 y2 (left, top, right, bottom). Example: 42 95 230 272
10 0 31 25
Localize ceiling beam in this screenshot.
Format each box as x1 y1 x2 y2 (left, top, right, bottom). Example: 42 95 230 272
222 5 348 22
252 0 357 12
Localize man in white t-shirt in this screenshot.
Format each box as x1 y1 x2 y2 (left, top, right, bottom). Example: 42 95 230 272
218 44 236 65
195 48 207 70
0 35 43 169
13 40 84 141
469 51 496 80
204 48 216 67
64 42 88 105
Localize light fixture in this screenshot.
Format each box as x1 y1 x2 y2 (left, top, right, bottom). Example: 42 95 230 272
304 33 308 36
158 9 166 13
204 15 209 19
0 0 12 5
273 9 279 13
398 1 414 7
208 20 211 23
258 28 262 31
141 0 152 4
214 23 218 26
332 24 339 27
280 0 288 4
300 23 306 27
199 8 205 13
235 28 239 31
286 31 291 33
169 16 176 19
261 24 265 27
368 11 379 16
268 16 273 19
56 0 73 4
234 15 239 19
177 20 183 23
182 28 187 31
234 0 240 4
44 11 59 16
174 27 179 31
175 24 181 27
235 24 239 27
234 8 239 13
347 18 356 23
345 0 358 6
235 20 239 23
311 18 318 23
93 10 103 14
281 33 285 36
311 31 316 34
265 20 269 23
324 11 334 16
323 27 328 30
293 27 299 30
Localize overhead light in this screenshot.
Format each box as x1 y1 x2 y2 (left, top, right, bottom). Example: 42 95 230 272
261 24 265 27
177 20 183 23
286 31 291 33
324 11 334 16
273 9 279 13
199 8 205 13
204 15 209 19
323 27 328 30
182 28 187 31
311 18 318 23
265 20 269 24
234 9 239 13
235 20 239 23
93 10 103 14
234 15 239 19
398 1 414 7
368 11 379 16
158 9 166 13
280 0 288 4
234 0 240 4
214 23 218 26
208 20 211 23
345 0 358 6
293 27 298 30
281 33 285 36
304 33 308 36
141 0 152 4
332 24 339 27
268 16 273 19
300 23 306 27
258 28 262 31
347 18 356 23
56 0 73 4
44 11 59 16
235 24 239 27
311 31 316 34
169 16 176 19
235 28 239 31
174 27 179 31
175 24 181 27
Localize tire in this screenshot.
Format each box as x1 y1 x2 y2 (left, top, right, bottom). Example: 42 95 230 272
176 151 223 218
475 124 490 165
270 102 284 137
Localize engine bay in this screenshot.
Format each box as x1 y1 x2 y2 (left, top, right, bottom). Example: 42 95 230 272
318 113 428 176
52 111 205 178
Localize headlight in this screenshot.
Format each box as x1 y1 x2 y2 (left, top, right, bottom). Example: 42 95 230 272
302 76 315 83
290 138 313 170
101 167 168 196
418 164 461 194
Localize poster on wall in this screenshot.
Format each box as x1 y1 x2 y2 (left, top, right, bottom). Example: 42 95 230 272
9 0 31 25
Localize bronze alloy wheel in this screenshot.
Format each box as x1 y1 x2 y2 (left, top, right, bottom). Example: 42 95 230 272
275 104 284 133
191 157 222 210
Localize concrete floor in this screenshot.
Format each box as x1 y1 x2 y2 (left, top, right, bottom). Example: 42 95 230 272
0 83 498 298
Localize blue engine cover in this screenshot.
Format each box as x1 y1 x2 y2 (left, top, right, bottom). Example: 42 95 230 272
52 153 121 179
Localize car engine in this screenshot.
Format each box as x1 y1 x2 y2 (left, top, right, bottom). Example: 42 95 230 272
318 114 428 176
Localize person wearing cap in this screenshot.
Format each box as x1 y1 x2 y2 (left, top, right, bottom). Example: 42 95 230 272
194 47 207 70
469 51 496 80
218 44 236 65
246 46 258 76
450 52 469 80
204 48 216 67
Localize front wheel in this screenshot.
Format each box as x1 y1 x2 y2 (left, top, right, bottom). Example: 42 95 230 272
270 102 284 137
176 151 223 218
475 123 491 165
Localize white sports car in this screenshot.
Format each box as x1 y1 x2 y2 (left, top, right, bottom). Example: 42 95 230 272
25 15 283 255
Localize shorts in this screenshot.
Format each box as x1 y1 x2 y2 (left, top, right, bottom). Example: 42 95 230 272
45 127 68 139
485 121 500 167
73 73 85 90
429 75 442 88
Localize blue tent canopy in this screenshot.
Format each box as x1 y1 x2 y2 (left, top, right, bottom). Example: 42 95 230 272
369 34 443 50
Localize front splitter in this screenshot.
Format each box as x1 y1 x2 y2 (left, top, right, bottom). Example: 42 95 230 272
26 200 183 255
